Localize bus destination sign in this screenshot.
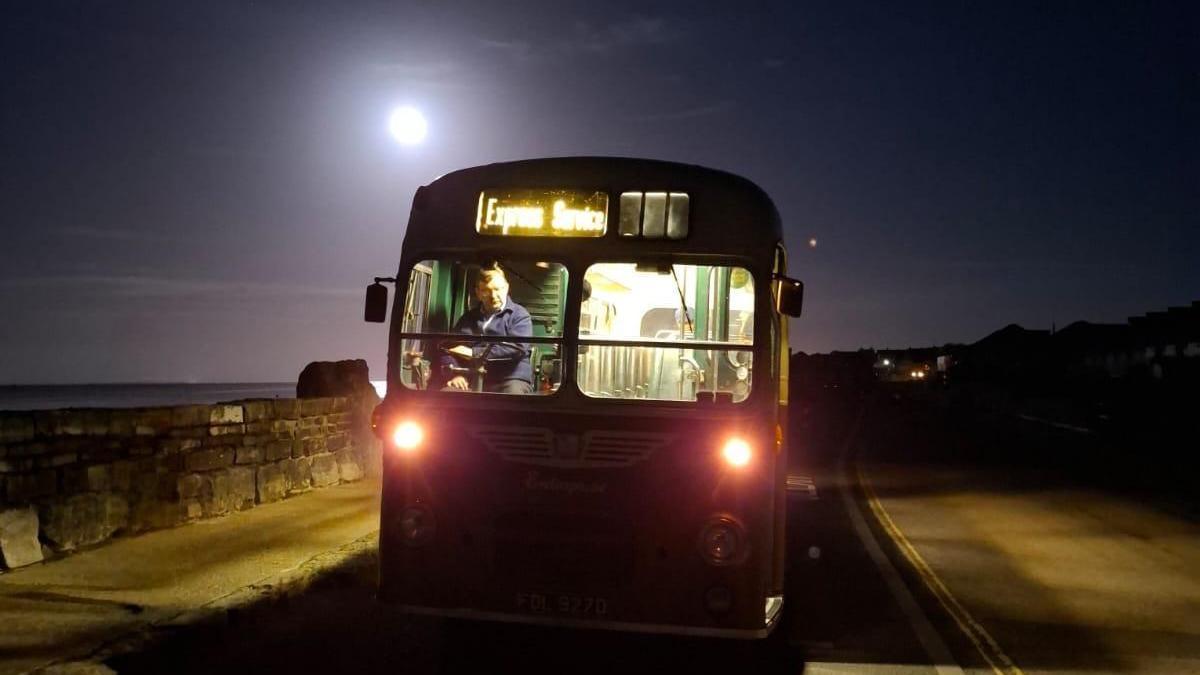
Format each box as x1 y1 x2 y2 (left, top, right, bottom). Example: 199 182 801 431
476 189 608 237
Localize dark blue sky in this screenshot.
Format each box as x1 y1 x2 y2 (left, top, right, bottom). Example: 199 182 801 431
2 1 1196 383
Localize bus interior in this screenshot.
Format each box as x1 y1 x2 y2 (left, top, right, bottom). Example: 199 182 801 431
399 260 755 401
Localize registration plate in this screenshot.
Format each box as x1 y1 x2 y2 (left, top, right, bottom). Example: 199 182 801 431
516 591 608 617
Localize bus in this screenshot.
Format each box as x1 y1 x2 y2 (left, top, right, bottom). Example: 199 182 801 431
364 157 804 639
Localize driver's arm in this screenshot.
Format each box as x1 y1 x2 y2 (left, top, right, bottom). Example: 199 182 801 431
439 312 477 374
480 308 532 362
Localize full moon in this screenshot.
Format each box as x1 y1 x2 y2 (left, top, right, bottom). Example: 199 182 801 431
389 106 428 145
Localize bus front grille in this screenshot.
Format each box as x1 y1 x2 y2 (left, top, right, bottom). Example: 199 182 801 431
469 426 673 468
492 511 632 586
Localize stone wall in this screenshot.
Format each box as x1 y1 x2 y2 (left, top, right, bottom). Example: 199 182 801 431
0 395 380 570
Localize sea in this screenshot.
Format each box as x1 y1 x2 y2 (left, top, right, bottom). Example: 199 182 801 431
0 382 389 412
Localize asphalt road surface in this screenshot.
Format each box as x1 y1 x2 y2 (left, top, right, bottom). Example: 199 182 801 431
108 387 1200 674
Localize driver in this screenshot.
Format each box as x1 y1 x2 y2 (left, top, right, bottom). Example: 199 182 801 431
440 264 533 394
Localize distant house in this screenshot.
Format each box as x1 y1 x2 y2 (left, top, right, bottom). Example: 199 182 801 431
956 301 1200 384
957 323 1052 383
1120 302 1200 380
791 349 876 390
1053 321 1131 378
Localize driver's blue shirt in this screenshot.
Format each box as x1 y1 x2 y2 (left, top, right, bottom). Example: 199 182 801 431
439 299 533 387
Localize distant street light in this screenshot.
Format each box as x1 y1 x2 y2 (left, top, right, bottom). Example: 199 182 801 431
389 106 428 145
808 237 818 248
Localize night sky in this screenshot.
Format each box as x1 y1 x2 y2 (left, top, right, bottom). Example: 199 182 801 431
2 1 1196 384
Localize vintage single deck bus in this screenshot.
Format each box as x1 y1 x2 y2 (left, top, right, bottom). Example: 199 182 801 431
364 157 804 638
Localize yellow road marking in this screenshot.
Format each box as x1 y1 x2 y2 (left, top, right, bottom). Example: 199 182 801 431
857 461 1026 675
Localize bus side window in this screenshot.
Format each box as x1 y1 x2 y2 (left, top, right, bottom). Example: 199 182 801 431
399 262 435 389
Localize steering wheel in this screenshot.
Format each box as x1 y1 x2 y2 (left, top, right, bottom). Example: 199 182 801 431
437 340 526 362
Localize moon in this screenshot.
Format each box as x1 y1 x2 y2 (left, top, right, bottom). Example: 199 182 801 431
389 106 428 145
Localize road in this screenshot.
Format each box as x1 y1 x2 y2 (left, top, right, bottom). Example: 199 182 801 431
107 387 1200 674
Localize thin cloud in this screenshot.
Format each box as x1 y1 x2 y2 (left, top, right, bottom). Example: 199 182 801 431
184 145 271 160
478 15 685 60
0 275 360 299
626 100 735 122
478 39 533 59
574 16 681 52
48 226 181 243
369 60 461 78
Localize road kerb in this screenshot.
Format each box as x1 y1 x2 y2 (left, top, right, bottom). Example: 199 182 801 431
835 406 963 675
33 531 379 674
856 461 1025 675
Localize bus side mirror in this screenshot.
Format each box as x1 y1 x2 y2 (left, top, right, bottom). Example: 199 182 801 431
364 282 389 323
776 277 804 317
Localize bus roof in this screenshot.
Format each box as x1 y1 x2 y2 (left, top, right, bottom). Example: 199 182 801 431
402 157 783 259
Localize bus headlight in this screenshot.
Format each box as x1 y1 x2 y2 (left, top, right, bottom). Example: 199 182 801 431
699 517 747 566
397 505 435 546
721 437 752 468
391 420 424 453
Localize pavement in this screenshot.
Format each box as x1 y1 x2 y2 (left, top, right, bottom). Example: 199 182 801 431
0 479 381 675
857 394 1200 675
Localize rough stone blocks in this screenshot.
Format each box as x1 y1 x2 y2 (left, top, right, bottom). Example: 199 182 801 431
0 382 376 553
86 464 111 492
273 399 301 420
256 464 287 504
0 507 43 568
301 437 327 456
40 493 129 551
283 457 312 494
229 467 256 508
300 398 333 417
133 408 173 437
0 414 36 444
309 453 340 488
171 405 211 428
335 450 364 483
242 401 272 423
209 405 244 425
5 470 56 502
326 433 348 452
208 423 245 437
0 457 34 473
235 445 263 465
177 473 207 500
112 460 134 492
264 440 293 462
185 448 234 473
179 467 254 517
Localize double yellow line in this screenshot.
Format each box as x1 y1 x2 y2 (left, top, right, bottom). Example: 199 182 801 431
857 461 1026 675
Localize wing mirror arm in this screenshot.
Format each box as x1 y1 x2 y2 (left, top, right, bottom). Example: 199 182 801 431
364 276 396 323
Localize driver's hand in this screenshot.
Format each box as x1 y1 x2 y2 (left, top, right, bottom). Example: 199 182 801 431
446 376 469 390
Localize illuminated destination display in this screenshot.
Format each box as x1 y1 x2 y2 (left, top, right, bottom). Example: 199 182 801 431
476 189 608 237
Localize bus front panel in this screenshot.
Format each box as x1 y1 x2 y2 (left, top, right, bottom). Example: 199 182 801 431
377 405 782 637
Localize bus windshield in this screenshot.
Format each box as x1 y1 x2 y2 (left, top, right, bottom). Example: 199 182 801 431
579 263 755 402
398 259 567 395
